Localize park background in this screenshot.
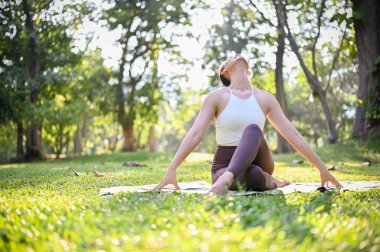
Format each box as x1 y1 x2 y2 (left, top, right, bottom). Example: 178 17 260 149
1 0 380 251
1 0 379 161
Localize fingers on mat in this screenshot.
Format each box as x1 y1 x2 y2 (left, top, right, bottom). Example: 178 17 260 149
175 183 180 190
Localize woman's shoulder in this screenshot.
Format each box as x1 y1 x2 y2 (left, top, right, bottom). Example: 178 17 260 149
203 87 229 100
200 87 230 108
252 88 277 115
253 87 275 99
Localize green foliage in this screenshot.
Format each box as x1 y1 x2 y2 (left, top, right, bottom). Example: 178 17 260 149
330 13 348 26
364 56 380 124
0 0 90 158
0 123 16 161
156 87 202 152
0 141 380 251
0 0 372 160
103 0 193 149
41 94 83 156
204 0 268 88
352 10 364 21
369 56 380 74
0 90 15 123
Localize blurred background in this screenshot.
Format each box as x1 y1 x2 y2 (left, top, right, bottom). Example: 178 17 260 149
0 0 379 162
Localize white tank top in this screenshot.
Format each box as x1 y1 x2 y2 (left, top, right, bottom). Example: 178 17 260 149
215 87 266 146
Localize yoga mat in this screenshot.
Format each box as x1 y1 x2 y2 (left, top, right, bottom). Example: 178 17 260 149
99 180 380 197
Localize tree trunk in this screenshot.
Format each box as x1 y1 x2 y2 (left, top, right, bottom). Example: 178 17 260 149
148 125 156 152
122 127 135 151
23 0 43 159
351 0 380 140
26 124 41 151
274 21 294 153
273 0 339 143
116 47 127 128
119 83 137 151
107 135 118 152
24 126 42 160
55 124 63 159
80 111 89 153
13 28 25 158
313 134 319 148
64 133 70 157
116 47 136 152
16 122 24 156
74 130 83 155
58 126 63 159
316 88 339 143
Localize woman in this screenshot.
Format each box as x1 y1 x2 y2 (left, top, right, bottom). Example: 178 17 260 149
154 54 342 196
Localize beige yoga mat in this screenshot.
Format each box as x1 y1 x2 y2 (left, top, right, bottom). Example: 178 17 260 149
99 180 380 197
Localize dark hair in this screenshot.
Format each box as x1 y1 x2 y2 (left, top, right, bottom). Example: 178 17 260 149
220 74 231 86
219 65 231 86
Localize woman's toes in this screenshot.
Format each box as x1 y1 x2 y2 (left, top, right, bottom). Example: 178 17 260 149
207 171 234 196
207 183 229 196
274 179 291 188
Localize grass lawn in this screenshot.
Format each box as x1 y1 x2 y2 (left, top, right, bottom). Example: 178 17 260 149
1 140 380 251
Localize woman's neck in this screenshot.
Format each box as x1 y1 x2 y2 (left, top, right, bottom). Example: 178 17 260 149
229 69 251 90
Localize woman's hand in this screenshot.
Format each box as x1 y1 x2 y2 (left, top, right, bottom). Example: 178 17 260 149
153 169 180 191
319 168 343 189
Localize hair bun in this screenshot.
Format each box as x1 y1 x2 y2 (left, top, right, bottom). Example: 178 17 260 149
220 74 231 86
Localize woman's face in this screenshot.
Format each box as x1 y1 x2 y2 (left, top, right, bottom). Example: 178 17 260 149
220 54 249 78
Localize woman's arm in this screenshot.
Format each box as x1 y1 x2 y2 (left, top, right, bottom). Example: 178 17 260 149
265 92 342 188
153 93 216 190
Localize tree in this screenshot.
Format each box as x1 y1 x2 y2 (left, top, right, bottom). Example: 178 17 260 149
22 0 42 158
272 0 351 143
204 0 262 88
0 0 86 160
70 49 113 155
0 1 29 157
249 0 294 153
103 0 191 151
351 0 380 140
41 94 82 159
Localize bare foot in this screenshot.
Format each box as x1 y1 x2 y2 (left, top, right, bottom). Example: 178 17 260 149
273 178 291 188
206 171 234 196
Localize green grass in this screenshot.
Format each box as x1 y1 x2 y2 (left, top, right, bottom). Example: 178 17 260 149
1 140 380 251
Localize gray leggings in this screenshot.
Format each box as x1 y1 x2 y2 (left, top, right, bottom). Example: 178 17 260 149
211 124 277 191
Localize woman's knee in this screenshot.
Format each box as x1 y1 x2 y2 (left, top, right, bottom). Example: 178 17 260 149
251 176 267 191
243 124 263 137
